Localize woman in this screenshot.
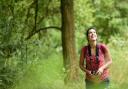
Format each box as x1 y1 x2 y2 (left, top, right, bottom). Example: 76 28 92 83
79 27 112 89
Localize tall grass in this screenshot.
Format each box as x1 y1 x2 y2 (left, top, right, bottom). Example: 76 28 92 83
12 37 128 89
108 38 128 89
12 53 64 89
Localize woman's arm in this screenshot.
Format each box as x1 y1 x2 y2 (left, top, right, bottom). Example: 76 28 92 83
97 44 112 75
79 48 91 74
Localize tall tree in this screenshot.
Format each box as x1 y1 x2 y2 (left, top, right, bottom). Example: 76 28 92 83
61 0 79 83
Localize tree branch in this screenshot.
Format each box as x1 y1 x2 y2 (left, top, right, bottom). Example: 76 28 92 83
34 0 38 31
25 26 61 40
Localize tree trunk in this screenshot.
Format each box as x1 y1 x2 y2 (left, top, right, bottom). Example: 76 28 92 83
61 0 79 83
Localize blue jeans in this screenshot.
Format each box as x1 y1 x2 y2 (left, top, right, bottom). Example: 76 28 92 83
85 78 110 89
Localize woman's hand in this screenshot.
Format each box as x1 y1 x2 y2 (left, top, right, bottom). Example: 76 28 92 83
87 70 101 83
86 69 92 75
96 67 104 75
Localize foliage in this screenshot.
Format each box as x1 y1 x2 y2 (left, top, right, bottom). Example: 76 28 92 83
75 0 128 43
0 0 61 88
0 0 128 89
108 35 128 89
12 53 64 89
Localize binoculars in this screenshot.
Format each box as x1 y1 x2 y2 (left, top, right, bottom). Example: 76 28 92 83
91 71 97 75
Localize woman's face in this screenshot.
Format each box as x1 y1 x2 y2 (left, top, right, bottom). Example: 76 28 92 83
88 29 97 42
